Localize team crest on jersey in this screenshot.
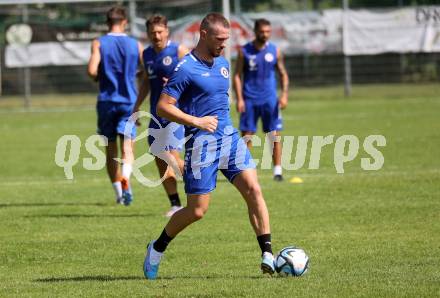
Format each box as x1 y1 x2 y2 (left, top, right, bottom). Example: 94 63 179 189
162 56 172 66
264 53 274 62
220 67 229 78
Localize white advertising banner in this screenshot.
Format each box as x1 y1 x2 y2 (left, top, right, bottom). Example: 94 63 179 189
4 6 440 67
5 42 91 67
344 6 440 55
244 10 343 55
4 22 103 68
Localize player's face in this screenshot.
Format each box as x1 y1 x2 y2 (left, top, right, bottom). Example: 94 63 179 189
148 24 169 49
205 24 230 57
255 25 271 44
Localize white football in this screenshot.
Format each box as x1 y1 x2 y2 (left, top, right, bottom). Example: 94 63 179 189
275 246 309 277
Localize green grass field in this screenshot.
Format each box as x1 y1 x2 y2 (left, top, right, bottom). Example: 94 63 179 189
1 84 439 297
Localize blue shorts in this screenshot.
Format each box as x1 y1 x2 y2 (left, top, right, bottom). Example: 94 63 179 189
147 120 185 155
183 130 256 195
239 100 283 133
96 101 136 142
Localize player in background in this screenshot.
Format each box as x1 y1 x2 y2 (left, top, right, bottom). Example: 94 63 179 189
143 13 275 279
133 15 189 217
87 6 143 205
233 18 289 181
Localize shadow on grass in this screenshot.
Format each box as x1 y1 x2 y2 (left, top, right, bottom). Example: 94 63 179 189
34 275 144 282
25 213 155 218
0 202 107 208
34 274 265 283
158 275 265 280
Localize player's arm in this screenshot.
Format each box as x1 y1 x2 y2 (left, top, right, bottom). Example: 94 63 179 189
87 39 101 82
157 93 218 133
138 41 144 66
233 48 245 113
132 42 148 123
177 45 190 60
132 70 150 123
276 48 289 109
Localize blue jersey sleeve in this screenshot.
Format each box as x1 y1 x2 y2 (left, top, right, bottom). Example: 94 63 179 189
161 60 190 100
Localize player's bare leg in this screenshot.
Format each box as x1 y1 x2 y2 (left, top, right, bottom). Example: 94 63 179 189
270 131 283 181
243 130 283 181
232 169 270 236
106 141 120 182
164 193 210 236
155 150 185 217
232 169 274 275
120 137 134 165
265 131 282 181
105 141 124 204
242 131 254 149
120 137 134 205
155 156 177 194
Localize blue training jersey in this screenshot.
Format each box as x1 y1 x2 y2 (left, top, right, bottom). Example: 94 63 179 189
97 33 139 104
162 51 233 140
242 41 278 104
143 41 180 122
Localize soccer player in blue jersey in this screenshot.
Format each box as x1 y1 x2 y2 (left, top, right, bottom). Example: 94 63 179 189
133 15 189 217
143 13 275 279
87 7 143 205
233 18 289 181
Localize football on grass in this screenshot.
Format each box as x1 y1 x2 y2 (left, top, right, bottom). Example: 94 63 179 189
275 246 309 277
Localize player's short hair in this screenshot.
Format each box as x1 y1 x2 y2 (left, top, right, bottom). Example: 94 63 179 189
254 18 271 31
106 6 127 26
146 14 168 30
200 13 230 32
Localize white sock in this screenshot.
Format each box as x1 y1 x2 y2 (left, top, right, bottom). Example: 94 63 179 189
273 165 282 176
112 181 123 199
263 251 274 259
122 163 133 180
150 245 163 265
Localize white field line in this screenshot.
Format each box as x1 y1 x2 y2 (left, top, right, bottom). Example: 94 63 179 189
281 110 439 121
1 107 435 122
0 168 439 187
0 106 94 114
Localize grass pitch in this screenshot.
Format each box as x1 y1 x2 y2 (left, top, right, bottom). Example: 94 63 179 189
0 84 439 297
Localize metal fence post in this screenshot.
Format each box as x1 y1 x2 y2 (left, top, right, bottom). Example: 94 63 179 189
22 4 31 108
129 0 136 36
222 0 232 101
0 47 2 97
343 0 352 97
234 0 241 14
